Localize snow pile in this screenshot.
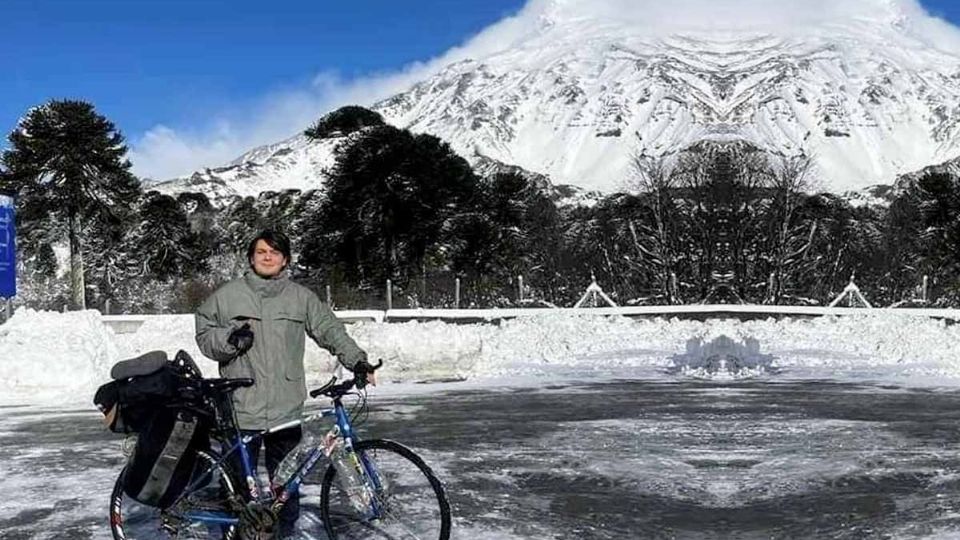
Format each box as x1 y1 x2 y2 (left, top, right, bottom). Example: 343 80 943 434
337 312 960 381
0 309 118 401
3 309 960 405
112 314 217 376
703 315 960 371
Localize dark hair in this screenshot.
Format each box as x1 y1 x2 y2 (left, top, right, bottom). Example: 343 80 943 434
247 230 292 265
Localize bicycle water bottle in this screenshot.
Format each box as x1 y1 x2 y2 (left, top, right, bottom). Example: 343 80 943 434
274 415 325 488
330 444 375 515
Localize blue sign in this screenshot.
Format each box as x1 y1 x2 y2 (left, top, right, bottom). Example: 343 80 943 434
0 193 15 298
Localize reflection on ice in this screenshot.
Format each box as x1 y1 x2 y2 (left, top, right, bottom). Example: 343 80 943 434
669 335 777 379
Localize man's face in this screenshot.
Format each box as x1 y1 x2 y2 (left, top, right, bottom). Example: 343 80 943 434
251 239 288 278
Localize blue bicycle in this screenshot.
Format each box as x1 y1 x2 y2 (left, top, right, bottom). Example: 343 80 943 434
108 366 451 539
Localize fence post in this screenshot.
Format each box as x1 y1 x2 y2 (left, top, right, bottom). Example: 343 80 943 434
455 277 461 309
62 303 68 313
105 299 112 315
922 275 928 303
325 285 332 306
518 275 525 303
386 279 393 311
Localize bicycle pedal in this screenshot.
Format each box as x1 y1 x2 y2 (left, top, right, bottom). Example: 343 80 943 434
159 517 179 534
236 502 278 540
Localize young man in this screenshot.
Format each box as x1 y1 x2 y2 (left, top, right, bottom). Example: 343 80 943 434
195 230 373 537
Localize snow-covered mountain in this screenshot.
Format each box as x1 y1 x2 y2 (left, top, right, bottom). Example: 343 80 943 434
150 133 339 204
154 0 960 200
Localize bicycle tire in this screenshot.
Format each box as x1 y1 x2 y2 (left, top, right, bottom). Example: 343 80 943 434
109 450 239 540
319 439 451 540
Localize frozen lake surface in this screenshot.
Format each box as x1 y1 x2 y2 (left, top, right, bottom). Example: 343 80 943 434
3 374 960 539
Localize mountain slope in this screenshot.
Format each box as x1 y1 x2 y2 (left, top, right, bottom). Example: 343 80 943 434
375 2 960 192
150 134 339 204
154 0 960 198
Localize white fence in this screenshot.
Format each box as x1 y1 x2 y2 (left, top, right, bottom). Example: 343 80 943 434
98 304 960 334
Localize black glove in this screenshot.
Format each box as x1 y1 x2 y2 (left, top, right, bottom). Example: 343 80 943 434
227 323 254 354
352 358 374 389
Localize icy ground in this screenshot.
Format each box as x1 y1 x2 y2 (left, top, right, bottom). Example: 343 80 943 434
4 310 960 537
4 372 960 538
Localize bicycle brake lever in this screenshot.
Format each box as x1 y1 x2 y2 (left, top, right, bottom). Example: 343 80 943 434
309 376 338 399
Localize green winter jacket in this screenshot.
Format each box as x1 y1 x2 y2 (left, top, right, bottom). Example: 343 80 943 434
195 272 366 430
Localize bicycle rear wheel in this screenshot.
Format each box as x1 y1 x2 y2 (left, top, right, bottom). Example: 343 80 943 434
109 450 239 539
320 439 451 540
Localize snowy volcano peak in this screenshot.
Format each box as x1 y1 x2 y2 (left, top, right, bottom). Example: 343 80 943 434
158 0 960 198
373 0 960 192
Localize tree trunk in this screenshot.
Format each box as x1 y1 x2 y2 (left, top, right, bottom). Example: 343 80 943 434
68 211 86 310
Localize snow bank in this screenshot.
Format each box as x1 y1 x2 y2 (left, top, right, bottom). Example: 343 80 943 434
0 309 118 402
3 309 960 405
112 314 341 380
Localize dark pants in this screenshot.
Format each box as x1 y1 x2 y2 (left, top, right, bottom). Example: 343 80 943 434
232 426 303 536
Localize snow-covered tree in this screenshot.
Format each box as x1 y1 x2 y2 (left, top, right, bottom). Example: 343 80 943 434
132 192 208 280
304 106 385 139
0 100 140 309
301 125 479 294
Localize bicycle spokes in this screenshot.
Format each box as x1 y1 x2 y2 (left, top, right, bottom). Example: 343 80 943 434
322 441 450 540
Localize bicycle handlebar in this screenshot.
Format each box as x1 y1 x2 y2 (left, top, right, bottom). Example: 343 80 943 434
309 359 383 399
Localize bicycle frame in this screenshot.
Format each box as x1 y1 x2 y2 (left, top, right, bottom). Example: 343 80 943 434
172 392 381 529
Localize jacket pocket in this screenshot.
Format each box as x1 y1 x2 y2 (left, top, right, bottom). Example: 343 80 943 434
274 312 307 381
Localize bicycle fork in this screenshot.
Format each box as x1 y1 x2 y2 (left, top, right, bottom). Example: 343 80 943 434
333 406 386 520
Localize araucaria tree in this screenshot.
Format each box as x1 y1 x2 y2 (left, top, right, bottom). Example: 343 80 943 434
301 124 479 295
1 100 140 308
134 192 208 280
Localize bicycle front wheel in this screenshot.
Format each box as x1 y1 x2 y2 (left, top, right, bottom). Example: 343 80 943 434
109 450 239 540
320 439 451 540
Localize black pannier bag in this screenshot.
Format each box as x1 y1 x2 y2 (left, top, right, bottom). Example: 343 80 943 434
93 350 204 434
93 350 210 508
122 407 210 508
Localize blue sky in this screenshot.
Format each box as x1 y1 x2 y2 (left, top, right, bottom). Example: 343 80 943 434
2 0 960 179
1 0 526 140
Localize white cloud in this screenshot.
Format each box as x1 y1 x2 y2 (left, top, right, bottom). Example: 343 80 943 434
531 0 960 39
129 78 397 181
130 0 960 181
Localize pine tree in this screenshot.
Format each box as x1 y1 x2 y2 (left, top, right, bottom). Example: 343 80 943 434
220 197 266 254
34 243 58 278
82 213 138 309
304 106 385 139
133 192 208 280
1 100 140 308
301 125 479 292
913 172 960 303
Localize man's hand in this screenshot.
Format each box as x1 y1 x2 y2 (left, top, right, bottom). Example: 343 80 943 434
227 323 255 354
352 358 378 389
